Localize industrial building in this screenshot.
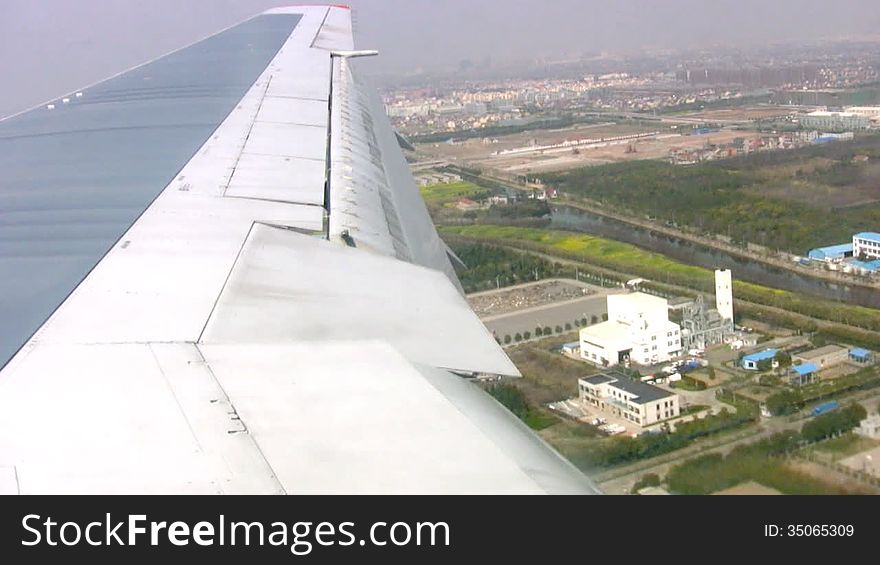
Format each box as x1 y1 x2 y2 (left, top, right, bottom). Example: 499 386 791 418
845 106 880 117
844 106 880 125
855 414 880 439
677 270 735 351
792 344 848 369
579 292 681 367
849 259 880 274
578 372 680 427
805 233 880 273
414 171 461 186
800 111 870 131
853 232 880 260
668 296 695 312
741 348 779 371
789 363 818 386
807 243 853 262
850 348 874 364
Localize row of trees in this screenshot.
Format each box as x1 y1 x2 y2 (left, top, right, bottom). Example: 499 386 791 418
497 316 605 345
447 242 568 293
571 408 756 469
801 404 867 443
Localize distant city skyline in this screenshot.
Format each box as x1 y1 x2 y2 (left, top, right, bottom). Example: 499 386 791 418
2 0 880 116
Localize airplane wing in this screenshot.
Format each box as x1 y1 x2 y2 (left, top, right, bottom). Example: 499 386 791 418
0 6 598 494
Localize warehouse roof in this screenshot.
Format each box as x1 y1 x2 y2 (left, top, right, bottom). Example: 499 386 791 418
606 376 675 404
850 348 872 359
807 243 852 259
792 363 819 376
854 232 880 243
849 259 880 272
582 374 615 385
580 321 630 344
795 344 846 360
742 349 778 363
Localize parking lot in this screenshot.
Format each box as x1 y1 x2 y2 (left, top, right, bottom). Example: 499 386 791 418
469 278 624 340
483 295 609 340
468 279 604 317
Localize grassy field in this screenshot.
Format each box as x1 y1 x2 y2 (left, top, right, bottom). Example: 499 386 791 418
506 340 593 404
440 224 880 334
667 452 864 495
419 181 486 205
479 338 602 434
807 433 880 460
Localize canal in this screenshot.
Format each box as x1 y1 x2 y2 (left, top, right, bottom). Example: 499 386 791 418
550 204 880 309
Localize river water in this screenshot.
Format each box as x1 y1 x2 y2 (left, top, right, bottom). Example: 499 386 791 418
550 205 880 309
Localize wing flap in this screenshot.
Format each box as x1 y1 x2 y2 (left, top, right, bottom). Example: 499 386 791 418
200 223 518 377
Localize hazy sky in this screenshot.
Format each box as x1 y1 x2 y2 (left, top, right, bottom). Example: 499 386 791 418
2 0 880 117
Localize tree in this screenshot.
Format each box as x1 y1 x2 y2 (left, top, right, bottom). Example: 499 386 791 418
706 366 716 380
801 404 867 442
590 315 598 324
544 326 552 335
514 333 523 342
582 317 589 326
565 323 573 331
766 389 800 416
555 325 564 334
756 358 773 372
630 473 661 494
775 351 792 368
504 335 512 344
601 313 608 321
535 326 543 337
523 331 531 340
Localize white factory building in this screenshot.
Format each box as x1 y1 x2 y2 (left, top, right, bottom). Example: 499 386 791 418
800 111 870 131
714 269 734 322
579 292 681 367
853 232 880 260
578 372 680 427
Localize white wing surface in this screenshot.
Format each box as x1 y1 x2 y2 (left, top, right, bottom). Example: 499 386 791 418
0 6 598 494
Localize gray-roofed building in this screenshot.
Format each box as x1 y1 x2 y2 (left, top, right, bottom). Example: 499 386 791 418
578 371 679 427
792 344 848 369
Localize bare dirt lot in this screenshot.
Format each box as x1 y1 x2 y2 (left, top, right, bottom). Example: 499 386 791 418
491 129 747 174
467 279 600 318
712 480 782 495
840 445 880 477
818 363 862 381
788 460 880 494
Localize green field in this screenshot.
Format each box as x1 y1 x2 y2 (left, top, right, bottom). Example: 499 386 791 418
440 224 880 334
418 181 486 205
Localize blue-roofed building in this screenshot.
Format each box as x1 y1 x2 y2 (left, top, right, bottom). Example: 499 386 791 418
561 342 580 355
849 348 874 364
853 232 880 260
807 243 853 261
848 259 880 273
790 362 818 385
741 348 779 370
